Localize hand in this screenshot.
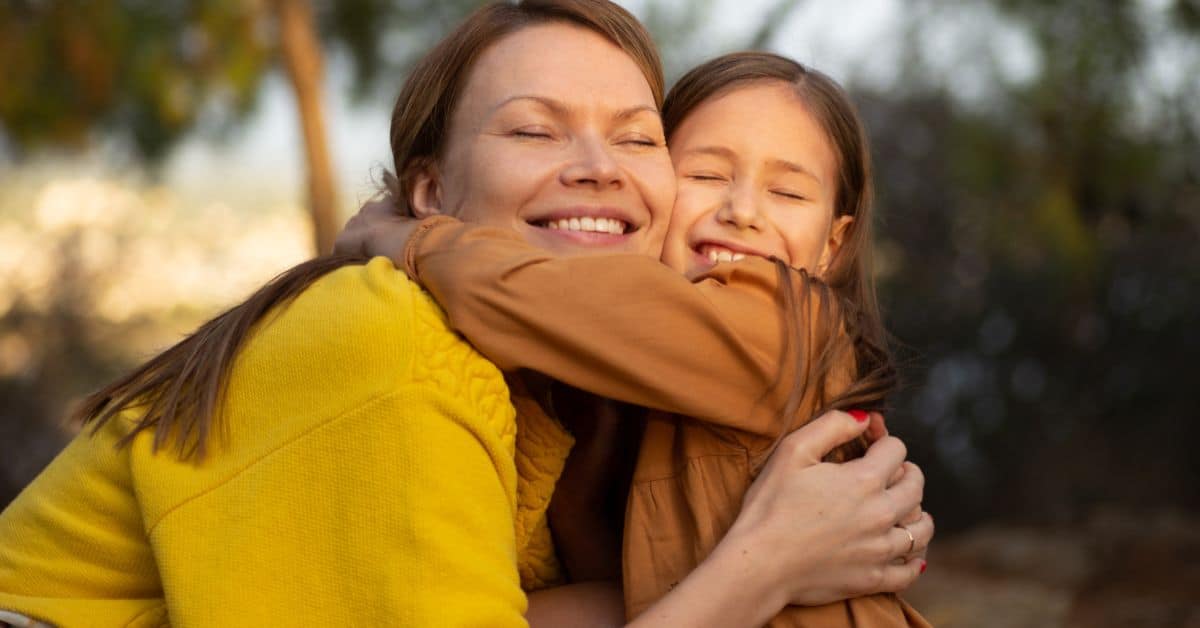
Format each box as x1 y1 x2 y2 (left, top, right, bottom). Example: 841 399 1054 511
721 410 933 608
333 196 419 266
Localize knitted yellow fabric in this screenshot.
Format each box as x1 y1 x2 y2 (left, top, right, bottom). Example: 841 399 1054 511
0 257 573 627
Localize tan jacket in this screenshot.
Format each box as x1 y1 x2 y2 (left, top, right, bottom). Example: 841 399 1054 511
406 218 929 627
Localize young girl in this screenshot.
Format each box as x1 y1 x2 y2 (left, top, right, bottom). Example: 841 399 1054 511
348 52 931 626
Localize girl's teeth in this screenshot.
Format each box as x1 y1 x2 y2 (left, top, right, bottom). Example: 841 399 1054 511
701 245 747 264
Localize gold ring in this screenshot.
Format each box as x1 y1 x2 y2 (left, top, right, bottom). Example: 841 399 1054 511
898 524 915 554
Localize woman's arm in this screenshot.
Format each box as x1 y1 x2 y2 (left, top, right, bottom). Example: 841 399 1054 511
632 410 931 626
398 216 824 437
523 411 932 627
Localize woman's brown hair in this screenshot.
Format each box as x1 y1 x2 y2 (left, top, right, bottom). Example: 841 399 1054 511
76 0 665 460
662 52 896 465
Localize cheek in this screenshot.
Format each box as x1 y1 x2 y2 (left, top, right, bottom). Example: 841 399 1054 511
627 154 677 236
449 146 545 225
669 184 712 228
777 212 832 270
661 184 713 269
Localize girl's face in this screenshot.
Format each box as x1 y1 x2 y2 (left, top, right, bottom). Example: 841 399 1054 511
661 81 853 278
414 23 676 258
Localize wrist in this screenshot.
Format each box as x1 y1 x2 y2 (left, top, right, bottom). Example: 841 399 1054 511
402 214 458 277
710 524 791 615
631 526 789 627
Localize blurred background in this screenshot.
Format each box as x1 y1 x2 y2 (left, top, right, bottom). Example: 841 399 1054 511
1 0 1197 625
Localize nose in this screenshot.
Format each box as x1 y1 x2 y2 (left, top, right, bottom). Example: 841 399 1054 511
560 135 624 191
716 182 763 231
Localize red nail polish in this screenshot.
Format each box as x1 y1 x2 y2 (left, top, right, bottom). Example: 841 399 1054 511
920 560 927 574
849 409 869 422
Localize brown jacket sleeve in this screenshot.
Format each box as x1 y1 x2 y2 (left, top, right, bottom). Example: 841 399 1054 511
406 217 834 437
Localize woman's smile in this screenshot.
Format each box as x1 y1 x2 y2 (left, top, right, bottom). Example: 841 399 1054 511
524 205 639 247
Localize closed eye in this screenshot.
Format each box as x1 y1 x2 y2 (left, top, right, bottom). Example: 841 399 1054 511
512 128 553 139
688 174 727 182
772 190 807 201
623 138 660 147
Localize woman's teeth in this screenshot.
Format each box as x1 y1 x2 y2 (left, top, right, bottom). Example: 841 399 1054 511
544 217 627 234
698 244 746 264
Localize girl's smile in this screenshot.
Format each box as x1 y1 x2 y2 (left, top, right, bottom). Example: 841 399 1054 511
661 81 853 279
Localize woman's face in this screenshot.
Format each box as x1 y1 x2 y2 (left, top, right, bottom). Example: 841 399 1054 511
661 81 853 278
418 23 675 258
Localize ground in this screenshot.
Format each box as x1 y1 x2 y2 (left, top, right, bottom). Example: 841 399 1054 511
905 509 1200 627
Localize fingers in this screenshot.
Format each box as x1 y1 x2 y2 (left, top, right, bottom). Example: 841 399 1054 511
334 200 391 256
333 219 367 256
905 511 934 556
876 555 926 594
865 412 889 442
886 463 905 488
848 435 907 491
888 510 933 557
881 461 924 520
777 410 872 466
898 505 923 526
361 197 401 218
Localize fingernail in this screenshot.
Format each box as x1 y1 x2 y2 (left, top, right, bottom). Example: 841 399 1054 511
849 409 869 422
920 560 927 574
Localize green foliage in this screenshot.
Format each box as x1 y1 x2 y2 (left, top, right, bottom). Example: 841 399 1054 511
0 0 481 160
0 0 273 160
866 0 1200 529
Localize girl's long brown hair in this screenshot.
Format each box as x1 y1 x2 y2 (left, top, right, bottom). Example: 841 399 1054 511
662 52 897 466
76 0 665 460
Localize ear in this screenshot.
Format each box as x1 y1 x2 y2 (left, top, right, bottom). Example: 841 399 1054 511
817 215 854 275
407 161 444 218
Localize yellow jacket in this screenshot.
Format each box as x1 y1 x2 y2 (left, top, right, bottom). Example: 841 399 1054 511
0 257 573 627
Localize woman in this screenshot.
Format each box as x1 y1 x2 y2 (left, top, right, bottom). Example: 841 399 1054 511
0 2 927 626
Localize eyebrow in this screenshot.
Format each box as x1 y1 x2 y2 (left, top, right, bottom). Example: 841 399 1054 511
682 145 822 183
489 94 659 121
772 158 821 183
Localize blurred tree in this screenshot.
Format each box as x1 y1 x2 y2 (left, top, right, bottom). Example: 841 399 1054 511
274 0 338 253
863 0 1200 530
0 0 480 254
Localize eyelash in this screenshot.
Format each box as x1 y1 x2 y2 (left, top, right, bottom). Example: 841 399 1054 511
772 190 807 201
623 138 660 147
512 128 659 147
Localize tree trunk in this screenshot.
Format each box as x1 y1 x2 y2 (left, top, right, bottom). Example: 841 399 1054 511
273 0 338 255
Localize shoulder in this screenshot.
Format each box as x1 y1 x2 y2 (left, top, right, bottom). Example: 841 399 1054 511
235 257 427 396
129 258 519 526
233 255 513 441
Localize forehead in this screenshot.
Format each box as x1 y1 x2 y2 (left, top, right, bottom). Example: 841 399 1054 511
460 22 657 114
672 82 837 182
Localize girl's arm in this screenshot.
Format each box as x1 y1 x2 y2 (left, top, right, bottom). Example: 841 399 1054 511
403 216 826 437
527 582 625 628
